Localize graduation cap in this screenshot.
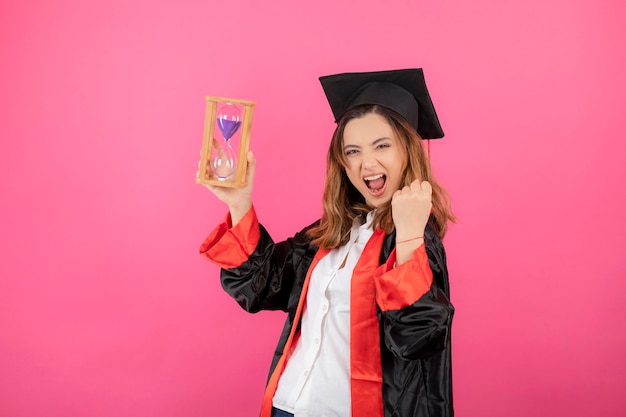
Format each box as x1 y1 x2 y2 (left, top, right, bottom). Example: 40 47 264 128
319 68 444 139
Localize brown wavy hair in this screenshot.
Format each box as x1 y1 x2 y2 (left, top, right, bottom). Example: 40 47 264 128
307 105 456 250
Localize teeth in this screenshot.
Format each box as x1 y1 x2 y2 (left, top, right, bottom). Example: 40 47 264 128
364 174 384 181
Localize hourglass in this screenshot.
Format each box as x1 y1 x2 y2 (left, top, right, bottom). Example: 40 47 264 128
197 96 255 188
211 103 240 180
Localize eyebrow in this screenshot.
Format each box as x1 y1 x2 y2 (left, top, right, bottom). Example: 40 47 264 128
343 137 392 151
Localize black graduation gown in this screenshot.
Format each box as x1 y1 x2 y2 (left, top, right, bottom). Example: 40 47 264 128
204 213 454 417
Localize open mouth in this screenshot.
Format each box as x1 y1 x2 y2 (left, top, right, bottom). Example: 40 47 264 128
364 174 387 195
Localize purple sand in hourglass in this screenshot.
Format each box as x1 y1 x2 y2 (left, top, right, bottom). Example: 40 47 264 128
217 119 242 140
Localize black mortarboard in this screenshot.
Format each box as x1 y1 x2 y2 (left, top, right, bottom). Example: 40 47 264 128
319 68 444 139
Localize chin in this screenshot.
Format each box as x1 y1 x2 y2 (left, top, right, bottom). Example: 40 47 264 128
366 196 391 208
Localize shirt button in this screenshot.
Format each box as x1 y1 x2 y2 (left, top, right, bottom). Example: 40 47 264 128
314 338 320 344
322 304 328 311
304 370 309 376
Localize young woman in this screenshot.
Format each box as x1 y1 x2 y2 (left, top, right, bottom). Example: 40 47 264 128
200 69 456 417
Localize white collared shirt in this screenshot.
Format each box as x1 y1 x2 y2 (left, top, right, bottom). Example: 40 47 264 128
273 213 375 417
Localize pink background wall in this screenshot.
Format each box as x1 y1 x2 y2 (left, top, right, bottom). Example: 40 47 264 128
1 0 625 416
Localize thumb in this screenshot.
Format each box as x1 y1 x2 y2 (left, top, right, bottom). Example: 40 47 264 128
245 150 256 187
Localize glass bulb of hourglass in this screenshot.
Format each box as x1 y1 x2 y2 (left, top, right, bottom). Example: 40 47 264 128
217 103 242 140
211 140 236 180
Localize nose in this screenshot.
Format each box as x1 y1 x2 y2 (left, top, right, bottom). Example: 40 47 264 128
362 150 378 169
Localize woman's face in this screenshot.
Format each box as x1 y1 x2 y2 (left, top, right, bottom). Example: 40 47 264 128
342 112 406 208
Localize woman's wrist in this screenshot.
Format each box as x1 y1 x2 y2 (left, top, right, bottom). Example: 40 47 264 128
394 232 425 265
230 202 252 227
396 235 424 244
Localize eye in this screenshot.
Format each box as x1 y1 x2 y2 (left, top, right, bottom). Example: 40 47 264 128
345 149 359 156
376 143 390 149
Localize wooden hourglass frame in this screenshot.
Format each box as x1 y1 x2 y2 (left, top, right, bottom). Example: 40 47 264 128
196 96 255 188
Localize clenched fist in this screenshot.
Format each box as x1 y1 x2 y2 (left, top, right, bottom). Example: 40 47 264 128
391 179 432 242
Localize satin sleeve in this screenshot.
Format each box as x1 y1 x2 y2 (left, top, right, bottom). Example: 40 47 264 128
374 231 454 360
199 206 261 269
199 207 318 313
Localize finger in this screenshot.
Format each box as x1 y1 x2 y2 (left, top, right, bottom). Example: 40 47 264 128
213 138 227 159
245 150 256 185
393 185 411 202
420 181 432 196
410 178 423 191
392 189 402 202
